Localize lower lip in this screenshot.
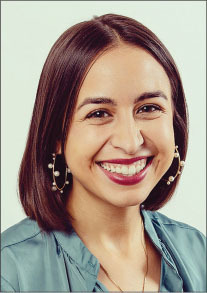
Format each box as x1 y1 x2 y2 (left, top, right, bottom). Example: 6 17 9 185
97 159 153 186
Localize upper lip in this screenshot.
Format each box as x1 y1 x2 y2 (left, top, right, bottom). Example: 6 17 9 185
97 156 152 165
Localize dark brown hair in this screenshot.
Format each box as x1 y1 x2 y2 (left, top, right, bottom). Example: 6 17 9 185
18 14 188 233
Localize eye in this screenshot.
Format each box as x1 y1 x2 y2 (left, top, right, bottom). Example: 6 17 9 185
136 104 162 114
86 110 111 119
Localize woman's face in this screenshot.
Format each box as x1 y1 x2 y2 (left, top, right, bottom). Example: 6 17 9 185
64 44 175 207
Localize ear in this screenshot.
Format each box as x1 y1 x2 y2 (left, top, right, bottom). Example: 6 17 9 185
56 141 62 154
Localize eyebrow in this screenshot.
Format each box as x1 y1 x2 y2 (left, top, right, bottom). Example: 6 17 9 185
77 90 168 111
134 90 168 102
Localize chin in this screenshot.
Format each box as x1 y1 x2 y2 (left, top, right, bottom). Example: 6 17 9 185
104 192 147 209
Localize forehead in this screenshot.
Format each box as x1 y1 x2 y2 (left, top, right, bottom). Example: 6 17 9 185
78 44 171 101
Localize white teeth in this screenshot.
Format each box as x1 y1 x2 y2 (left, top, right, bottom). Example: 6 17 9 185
121 166 128 175
100 159 148 176
115 166 121 173
136 164 144 173
110 165 115 173
129 165 136 175
136 165 141 172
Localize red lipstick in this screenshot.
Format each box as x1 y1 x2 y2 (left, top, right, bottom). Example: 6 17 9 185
99 156 147 165
97 157 153 186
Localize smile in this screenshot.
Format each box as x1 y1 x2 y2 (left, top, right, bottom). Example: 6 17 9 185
100 159 146 175
96 157 153 186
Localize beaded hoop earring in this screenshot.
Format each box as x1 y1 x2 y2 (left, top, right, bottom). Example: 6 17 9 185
48 153 71 193
165 145 185 185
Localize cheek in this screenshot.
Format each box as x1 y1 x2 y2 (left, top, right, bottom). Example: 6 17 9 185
157 121 174 149
142 117 175 178
143 117 175 154
65 123 107 167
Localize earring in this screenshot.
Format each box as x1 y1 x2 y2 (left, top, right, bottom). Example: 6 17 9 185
166 146 185 185
48 153 71 193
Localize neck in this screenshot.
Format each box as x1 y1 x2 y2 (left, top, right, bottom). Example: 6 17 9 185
66 186 143 256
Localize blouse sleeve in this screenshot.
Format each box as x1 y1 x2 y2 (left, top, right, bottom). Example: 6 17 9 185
1 246 19 292
1 276 16 292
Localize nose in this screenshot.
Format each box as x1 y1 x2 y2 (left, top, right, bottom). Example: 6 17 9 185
110 117 144 155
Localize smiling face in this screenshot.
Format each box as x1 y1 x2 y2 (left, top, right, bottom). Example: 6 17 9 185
64 44 175 208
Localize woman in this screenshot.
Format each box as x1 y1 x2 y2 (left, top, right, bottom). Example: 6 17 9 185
1 14 206 292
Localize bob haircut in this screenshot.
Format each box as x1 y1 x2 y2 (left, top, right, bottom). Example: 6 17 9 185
19 14 188 233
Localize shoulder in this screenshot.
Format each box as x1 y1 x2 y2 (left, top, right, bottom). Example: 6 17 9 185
142 210 206 291
1 218 56 291
1 217 42 250
1 218 48 292
145 211 206 251
146 210 205 238
151 210 204 231
145 210 206 290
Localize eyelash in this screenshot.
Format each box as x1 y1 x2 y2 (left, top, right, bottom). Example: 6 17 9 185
136 104 162 114
86 104 163 119
86 110 112 119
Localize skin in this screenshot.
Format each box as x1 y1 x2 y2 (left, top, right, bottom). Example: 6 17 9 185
60 43 175 290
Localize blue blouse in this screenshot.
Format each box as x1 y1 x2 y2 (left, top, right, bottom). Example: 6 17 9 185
1 209 206 292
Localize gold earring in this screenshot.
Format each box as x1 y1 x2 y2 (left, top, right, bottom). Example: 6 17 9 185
166 146 185 185
48 153 70 193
